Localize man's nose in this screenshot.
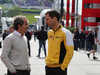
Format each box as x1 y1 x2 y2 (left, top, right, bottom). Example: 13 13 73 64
27 25 29 28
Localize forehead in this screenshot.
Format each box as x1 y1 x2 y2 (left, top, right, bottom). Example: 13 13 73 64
9 26 13 28
23 19 28 22
45 14 51 19
45 14 50 17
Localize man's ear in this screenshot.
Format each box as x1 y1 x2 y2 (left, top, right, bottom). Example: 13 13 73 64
18 24 21 29
53 17 57 21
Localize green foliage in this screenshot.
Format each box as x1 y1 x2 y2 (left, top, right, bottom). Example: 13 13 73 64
20 9 40 24
0 5 3 8
21 9 42 12
1 4 41 24
65 26 75 33
8 7 21 17
22 14 39 24
1 6 40 24
2 6 21 17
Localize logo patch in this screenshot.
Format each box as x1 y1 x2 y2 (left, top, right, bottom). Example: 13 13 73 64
56 36 61 38
49 36 52 38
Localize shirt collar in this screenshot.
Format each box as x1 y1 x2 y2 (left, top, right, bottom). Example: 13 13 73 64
13 30 24 37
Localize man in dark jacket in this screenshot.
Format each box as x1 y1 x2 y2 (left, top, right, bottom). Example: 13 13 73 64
25 31 32 57
36 25 47 58
2 30 8 40
73 28 80 51
80 30 86 50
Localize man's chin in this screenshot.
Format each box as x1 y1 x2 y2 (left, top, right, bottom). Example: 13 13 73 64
25 30 28 33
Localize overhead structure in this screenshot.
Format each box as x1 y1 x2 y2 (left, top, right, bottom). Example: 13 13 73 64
81 0 100 31
71 0 75 27
66 0 70 26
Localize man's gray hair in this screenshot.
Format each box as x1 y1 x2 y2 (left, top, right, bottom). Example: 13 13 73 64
12 15 27 30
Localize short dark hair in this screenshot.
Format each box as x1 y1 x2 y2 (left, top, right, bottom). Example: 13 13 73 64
41 25 44 30
45 10 61 22
12 15 27 30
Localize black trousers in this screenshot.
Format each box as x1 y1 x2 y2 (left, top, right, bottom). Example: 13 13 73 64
28 41 31 56
7 70 30 75
45 66 67 75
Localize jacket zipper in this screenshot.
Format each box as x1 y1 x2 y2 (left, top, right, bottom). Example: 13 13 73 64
52 25 61 40
53 32 55 40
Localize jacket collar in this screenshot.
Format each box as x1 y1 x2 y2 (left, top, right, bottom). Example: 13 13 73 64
52 25 63 32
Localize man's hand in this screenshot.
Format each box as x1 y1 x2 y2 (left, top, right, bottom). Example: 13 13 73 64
28 69 31 72
12 71 17 73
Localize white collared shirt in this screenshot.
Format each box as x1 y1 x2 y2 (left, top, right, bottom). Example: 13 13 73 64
13 30 25 37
